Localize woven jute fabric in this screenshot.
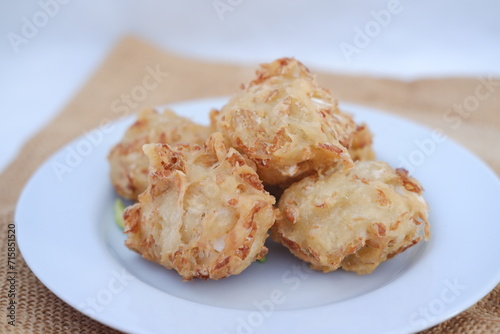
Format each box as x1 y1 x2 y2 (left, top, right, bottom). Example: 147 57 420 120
1 36 499 333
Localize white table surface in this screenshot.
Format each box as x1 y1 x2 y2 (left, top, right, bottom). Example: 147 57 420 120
1 0 499 173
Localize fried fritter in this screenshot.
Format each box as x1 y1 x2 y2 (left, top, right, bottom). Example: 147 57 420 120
124 133 277 280
272 161 429 275
349 123 375 161
108 108 211 200
212 58 360 186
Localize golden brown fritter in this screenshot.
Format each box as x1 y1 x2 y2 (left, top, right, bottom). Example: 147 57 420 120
272 161 429 275
108 108 211 200
349 123 375 161
124 133 277 280
212 58 359 186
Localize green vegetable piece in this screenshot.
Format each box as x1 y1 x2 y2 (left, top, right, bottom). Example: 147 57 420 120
257 255 267 263
114 199 126 230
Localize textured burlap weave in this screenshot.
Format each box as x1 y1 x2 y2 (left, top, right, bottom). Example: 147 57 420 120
1 36 499 333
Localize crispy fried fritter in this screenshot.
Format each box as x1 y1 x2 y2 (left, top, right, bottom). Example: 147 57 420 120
272 161 429 275
349 123 375 161
212 58 359 186
124 133 277 280
108 108 211 200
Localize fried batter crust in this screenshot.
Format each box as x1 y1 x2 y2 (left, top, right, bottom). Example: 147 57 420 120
272 161 429 275
350 123 375 161
213 58 361 186
108 108 211 199
124 133 277 280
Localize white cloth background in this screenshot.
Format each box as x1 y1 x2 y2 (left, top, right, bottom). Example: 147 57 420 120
1 0 499 172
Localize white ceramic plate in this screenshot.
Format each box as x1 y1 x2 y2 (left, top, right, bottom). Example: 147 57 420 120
17 98 500 334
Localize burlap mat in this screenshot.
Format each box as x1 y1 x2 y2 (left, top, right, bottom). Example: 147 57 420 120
1 36 499 333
